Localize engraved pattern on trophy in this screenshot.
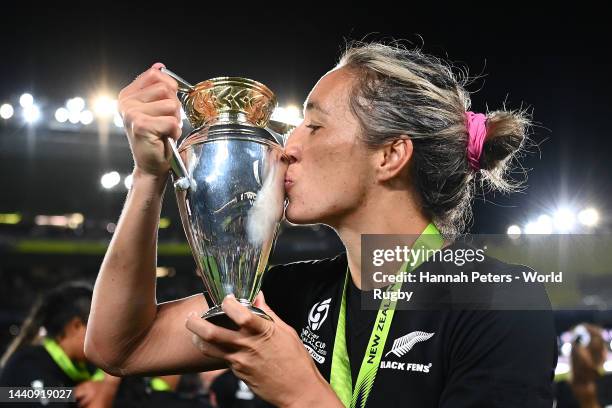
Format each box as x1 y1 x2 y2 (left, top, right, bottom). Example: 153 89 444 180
181 78 277 129
162 69 288 328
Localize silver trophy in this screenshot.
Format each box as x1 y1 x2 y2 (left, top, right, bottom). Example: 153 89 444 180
162 68 292 328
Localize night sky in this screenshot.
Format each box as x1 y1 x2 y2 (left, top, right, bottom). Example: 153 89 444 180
1 4 610 233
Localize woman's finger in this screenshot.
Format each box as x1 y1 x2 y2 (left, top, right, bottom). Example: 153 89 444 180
190 332 234 360
185 312 241 347
123 98 181 119
125 113 182 141
254 291 283 325
222 295 273 335
120 64 176 99
125 81 180 104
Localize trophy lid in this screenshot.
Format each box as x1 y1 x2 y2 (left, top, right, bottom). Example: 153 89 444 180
181 77 277 129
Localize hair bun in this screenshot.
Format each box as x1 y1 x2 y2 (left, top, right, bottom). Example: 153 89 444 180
480 110 529 172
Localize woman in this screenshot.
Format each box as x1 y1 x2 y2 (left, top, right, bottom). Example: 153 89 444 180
0 282 120 407
86 42 557 407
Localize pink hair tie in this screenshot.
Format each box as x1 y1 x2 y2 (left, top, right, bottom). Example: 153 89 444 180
465 111 487 171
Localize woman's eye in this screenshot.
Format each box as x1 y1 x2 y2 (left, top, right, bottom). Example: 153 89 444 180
306 124 322 133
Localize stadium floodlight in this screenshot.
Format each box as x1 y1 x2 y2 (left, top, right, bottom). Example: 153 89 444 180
537 215 553 234
524 222 538 235
0 103 14 119
93 95 117 118
100 171 121 189
285 105 302 123
271 105 303 127
23 105 41 123
524 216 553 235
560 342 572 357
555 361 570 376
553 208 576 232
507 225 521 238
68 110 80 124
55 107 69 123
124 174 133 190
79 110 94 125
67 213 84 229
578 208 599 227
67 97 85 113
19 93 33 108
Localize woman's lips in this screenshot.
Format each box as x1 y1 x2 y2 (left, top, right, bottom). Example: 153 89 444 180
284 178 294 191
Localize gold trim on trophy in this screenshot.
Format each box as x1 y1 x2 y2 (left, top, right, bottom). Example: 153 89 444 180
181 77 277 129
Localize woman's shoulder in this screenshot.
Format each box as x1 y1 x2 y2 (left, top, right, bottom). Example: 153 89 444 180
265 252 347 284
420 240 553 310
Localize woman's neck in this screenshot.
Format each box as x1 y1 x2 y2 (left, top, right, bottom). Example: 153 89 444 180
333 189 429 289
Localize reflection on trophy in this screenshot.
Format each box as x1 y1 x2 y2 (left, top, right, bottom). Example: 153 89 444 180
161 68 291 328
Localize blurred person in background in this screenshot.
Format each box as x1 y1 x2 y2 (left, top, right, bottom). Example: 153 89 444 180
554 323 612 408
0 282 120 407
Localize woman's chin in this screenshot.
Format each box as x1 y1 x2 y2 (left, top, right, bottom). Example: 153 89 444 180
285 207 318 226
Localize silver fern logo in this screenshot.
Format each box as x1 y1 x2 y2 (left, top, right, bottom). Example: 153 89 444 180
308 298 331 331
384 331 435 358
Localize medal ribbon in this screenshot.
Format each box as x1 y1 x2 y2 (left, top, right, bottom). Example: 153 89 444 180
329 223 443 407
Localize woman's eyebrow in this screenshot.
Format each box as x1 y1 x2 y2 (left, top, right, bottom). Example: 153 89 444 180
304 101 330 116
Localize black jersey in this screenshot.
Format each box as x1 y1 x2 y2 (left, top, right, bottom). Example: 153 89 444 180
261 243 558 407
0 345 78 407
0 345 77 388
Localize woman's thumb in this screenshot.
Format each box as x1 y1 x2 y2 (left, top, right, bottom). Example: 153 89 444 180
254 291 279 321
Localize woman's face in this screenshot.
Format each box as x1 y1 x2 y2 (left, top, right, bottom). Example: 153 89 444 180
283 67 376 226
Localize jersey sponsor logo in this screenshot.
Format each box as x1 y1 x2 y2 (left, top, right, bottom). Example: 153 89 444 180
308 297 331 331
380 331 435 374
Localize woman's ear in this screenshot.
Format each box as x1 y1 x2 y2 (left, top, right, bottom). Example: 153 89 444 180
376 137 413 182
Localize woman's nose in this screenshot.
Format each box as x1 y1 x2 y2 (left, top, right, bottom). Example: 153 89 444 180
283 129 301 164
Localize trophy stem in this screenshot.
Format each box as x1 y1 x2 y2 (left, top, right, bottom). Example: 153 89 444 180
202 299 272 330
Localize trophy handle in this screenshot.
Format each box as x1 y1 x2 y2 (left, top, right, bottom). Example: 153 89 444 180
165 137 191 191
160 67 195 92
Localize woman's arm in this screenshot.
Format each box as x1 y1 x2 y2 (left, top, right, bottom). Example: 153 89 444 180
84 65 222 376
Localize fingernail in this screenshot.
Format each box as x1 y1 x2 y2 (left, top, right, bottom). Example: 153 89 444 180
225 293 236 299
152 62 166 70
186 311 196 321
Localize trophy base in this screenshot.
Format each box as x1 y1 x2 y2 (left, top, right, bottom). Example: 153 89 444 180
202 301 272 330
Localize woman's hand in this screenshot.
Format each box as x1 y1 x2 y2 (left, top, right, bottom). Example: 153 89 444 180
117 63 182 178
185 293 343 408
